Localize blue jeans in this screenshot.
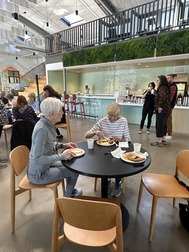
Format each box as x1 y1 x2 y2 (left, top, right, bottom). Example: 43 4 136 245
28 161 79 197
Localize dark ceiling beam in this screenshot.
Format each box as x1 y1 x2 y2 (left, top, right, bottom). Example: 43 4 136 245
94 0 117 16
100 0 118 14
15 14 50 37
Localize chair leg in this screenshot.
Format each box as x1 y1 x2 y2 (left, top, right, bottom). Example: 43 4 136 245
10 189 15 233
121 178 126 193
94 178 98 191
28 189 32 201
136 179 144 211
173 198 176 207
10 167 15 233
52 187 59 198
62 180 66 196
149 196 159 242
3 129 9 156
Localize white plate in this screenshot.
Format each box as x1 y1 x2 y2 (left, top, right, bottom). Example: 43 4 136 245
121 152 146 164
71 148 85 157
96 139 115 146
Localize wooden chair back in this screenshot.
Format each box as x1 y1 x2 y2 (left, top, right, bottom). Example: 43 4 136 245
52 197 123 251
176 150 189 178
10 145 29 176
57 197 120 230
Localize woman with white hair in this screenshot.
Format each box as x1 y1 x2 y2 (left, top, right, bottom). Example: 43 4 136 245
28 97 82 197
85 102 131 197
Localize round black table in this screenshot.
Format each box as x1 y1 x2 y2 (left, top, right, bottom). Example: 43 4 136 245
62 141 151 198
62 141 151 231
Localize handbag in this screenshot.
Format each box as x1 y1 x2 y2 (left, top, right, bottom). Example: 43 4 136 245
175 175 189 231
179 202 189 232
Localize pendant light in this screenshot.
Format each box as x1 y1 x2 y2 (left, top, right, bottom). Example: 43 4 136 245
46 0 49 27
75 0 78 15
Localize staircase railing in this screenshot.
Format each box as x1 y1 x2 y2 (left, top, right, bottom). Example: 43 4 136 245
21 62 46 87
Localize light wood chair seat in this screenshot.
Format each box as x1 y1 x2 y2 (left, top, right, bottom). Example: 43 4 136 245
136 149 189 241
10 145 65 233
51 196 123 251
19 175 62 190
55 115 71 142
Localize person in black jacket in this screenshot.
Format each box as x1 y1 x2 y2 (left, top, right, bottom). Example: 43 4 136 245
166 74 178 139
43 85 65 139
138 82 156 134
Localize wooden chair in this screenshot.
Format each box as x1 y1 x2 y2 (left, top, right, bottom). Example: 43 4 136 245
10 145 65 233
94 177 126 193
55 114 71 142
51 196 123 252
136 149 189 241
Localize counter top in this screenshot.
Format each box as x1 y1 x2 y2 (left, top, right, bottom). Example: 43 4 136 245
77 95 116 100
119 102 189 110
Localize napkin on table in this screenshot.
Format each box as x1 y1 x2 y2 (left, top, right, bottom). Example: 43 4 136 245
119 141 129 148
111 147 126 159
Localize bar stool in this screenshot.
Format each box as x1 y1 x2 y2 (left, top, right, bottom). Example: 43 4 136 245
3 124 13 155
63 94 70 114
70 94 85 117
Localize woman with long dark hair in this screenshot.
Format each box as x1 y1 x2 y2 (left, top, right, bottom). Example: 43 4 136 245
151 75 171 147
43 85 66 139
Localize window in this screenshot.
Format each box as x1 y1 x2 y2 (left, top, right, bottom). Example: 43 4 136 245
8 70 20 83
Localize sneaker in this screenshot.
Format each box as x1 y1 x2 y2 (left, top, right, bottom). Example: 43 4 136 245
146 129 150 134
138 129 143 134
151 142 163 147
56 134 63 139
111 182 122 198
0 164 7 168
71 188 83 197
162 140 168 145
0 158 8 163
166 135 172 140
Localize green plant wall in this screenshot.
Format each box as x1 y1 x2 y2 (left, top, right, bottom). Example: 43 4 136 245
63 29 189 67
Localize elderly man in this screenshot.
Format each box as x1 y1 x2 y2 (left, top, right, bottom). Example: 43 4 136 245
166 74 178 140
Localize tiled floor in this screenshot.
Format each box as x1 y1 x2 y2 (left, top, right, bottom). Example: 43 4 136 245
0 116 189 252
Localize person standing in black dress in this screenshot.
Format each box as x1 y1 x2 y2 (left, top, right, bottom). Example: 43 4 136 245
138 82 156 134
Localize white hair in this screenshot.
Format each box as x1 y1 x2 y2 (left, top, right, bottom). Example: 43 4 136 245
40 97 62 119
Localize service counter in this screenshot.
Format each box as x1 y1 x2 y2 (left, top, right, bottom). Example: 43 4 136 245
76 95 189 133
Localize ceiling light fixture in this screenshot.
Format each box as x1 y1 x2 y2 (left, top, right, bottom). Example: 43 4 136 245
75 0 78 15
46 0 49 27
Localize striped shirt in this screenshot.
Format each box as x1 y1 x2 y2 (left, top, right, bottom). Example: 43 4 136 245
89 116 131 141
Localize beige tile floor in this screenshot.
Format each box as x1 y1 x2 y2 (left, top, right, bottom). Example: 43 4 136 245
0 117 189 252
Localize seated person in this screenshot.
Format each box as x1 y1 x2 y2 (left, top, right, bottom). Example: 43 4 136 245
85 102 131 197
12 95 38 125
0 91 8 105
27 97 82 197
27 92 40 114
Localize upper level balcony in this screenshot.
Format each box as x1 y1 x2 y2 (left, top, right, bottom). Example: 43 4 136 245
45 0 189 56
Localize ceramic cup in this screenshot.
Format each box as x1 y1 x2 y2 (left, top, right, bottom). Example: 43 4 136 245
133 143 141 153
87 139 94 149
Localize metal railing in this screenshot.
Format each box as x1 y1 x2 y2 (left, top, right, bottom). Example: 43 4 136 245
45 0 189 55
